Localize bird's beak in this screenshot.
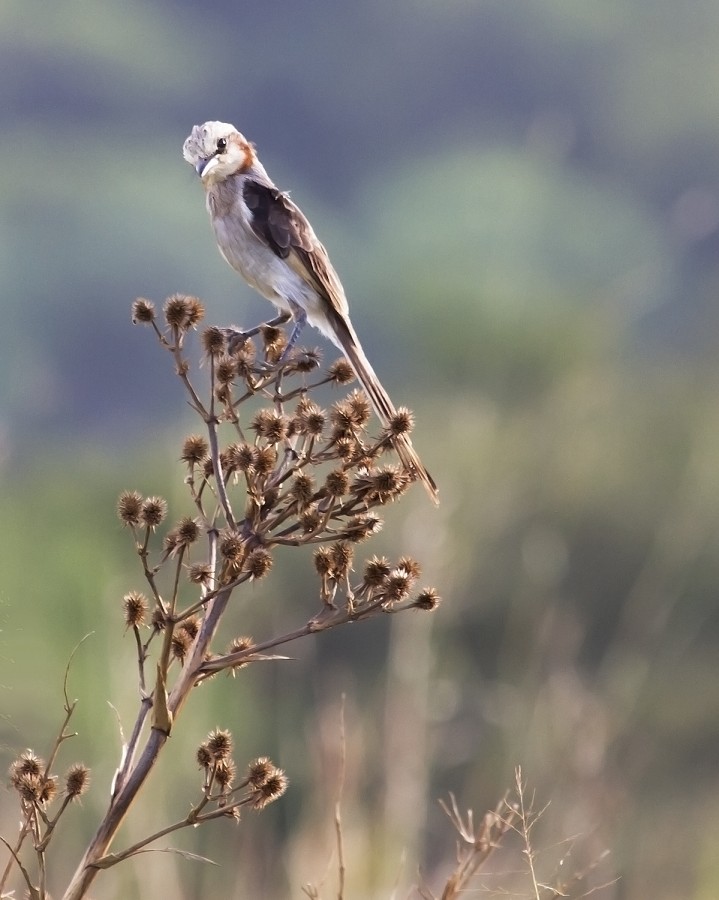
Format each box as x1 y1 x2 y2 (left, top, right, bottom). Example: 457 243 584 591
195 156 220 180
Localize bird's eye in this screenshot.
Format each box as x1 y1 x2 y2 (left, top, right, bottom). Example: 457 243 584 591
216 138 227 153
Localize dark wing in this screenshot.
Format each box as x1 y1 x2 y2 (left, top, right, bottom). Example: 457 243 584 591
242 179 298 259
242 179 350 321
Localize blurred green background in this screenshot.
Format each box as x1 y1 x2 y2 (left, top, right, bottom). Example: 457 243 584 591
2 0 719 897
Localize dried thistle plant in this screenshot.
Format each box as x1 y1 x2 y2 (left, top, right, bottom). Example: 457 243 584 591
417 767 614 900
1 296 440 900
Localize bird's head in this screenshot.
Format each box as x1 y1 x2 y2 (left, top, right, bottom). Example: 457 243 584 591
182 121 255 184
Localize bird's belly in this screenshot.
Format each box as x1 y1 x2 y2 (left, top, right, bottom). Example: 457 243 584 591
215 230 277 296
213 218 332 336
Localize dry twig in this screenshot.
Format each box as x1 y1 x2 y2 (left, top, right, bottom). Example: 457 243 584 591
2 297 441 900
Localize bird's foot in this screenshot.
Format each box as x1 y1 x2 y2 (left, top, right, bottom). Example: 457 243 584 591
222 313 292 354
223 326 251 355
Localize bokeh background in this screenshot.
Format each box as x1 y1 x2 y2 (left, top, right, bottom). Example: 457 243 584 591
2 1 719 897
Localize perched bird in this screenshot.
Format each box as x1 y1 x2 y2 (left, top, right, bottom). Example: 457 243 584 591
182 121 438 504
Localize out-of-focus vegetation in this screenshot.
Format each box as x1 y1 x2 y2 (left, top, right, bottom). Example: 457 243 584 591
2 0 719 897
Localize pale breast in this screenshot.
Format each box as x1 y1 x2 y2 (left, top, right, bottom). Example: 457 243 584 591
205 178 338 341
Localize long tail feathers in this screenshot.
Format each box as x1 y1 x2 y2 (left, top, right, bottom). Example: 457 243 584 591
336 325 439 506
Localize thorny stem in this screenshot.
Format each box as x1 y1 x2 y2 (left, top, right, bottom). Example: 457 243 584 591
62 585 234 899
206 353 237 527
135 524 167 616
112 623 152 798
515 766 542 900
37 796 73 852
91 802 209 868
156 546 186 679
132 624 148 696
0 655 81 895
176 570 251 620
46 707 78 786
0 821 32 894
92 784 268 871
37 834 46 900
206 412 236 527
170 553 184 614
45 299 442 899
334 696 347 900
198 590 404 677
168 330 208 419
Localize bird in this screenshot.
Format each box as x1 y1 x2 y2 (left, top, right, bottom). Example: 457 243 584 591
182 121 438 505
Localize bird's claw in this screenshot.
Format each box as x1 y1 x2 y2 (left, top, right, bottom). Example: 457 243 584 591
223 327 251 354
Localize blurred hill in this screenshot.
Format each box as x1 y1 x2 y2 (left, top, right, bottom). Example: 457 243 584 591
2 1 719 898
2 0 719 445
